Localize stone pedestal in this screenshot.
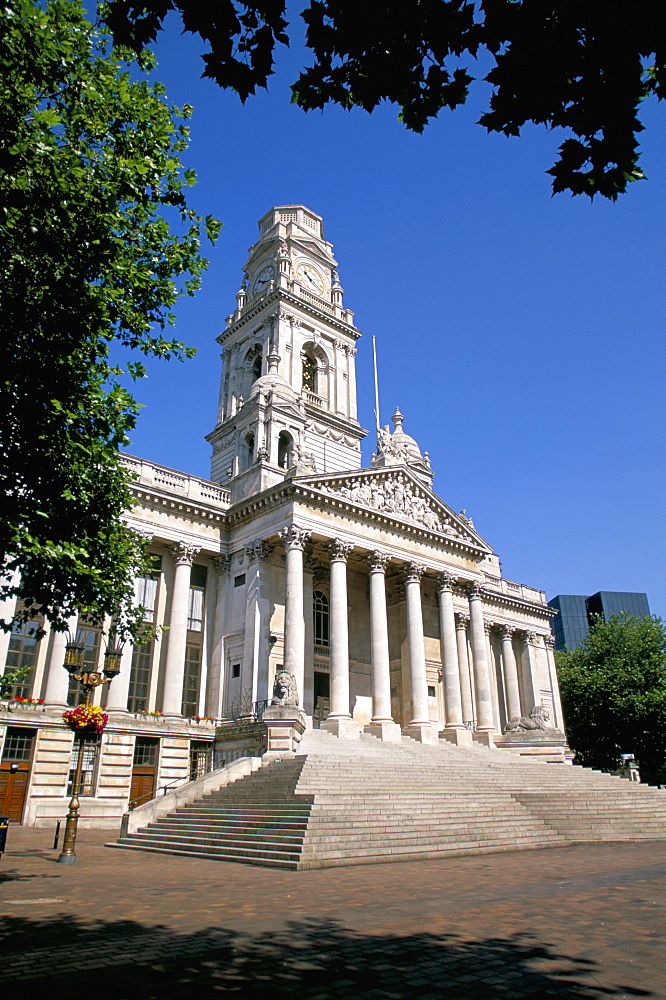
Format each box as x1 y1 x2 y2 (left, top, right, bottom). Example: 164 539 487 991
403 722 439 745
472 731 496 748
364 720 403 743
262 705 306 756
439 727 474 747
322 716 360 739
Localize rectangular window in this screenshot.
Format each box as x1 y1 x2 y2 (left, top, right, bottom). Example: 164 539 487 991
67 624 101 707
231 663 241 679
188 564 207 631
189 740 212 781
127 640 153 713
4 620 41 698
2 727 37 762
234 574 246 588
67 736 100 796
427 685 437 698
134 555 161 623
181 643 202 717
133 736 158 767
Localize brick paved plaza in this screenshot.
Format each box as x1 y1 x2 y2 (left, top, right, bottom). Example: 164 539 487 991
1 829 665 999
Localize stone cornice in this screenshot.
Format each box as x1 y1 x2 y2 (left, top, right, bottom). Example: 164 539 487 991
480 588 556 620
217 288 362 344
129 483 227 527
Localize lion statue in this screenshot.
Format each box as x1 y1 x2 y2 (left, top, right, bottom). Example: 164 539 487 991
271 669 299 707
504 704 550 733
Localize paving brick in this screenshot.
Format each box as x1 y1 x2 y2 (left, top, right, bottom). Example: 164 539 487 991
0 829 665 998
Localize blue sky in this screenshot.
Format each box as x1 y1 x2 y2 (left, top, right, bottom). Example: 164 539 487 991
121 15 666 619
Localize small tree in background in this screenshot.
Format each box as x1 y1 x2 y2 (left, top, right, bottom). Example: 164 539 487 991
556 614 666 786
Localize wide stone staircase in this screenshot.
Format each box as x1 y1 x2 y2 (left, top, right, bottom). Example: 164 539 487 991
114 729 666 869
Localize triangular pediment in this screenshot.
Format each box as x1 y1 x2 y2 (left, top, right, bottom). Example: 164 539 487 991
295 466 491 551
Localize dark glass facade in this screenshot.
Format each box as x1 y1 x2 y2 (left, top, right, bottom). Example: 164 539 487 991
548 591 651 650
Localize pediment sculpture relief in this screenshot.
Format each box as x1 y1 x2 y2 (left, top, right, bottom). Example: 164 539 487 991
318 474 462 536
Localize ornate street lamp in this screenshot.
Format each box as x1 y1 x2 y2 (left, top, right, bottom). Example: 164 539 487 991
58 629 125 865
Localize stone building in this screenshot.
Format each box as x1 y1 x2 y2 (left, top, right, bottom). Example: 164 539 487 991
0 205 565 827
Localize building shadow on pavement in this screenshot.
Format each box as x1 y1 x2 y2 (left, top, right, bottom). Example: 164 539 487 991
0 913 653 1000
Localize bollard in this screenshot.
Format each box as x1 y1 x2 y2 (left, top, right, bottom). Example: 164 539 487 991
0 816 9 857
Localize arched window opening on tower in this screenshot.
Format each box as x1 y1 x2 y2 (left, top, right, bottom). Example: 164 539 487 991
302 352 317 394
277 431 293 469
313 589 329 647
242 432 255 472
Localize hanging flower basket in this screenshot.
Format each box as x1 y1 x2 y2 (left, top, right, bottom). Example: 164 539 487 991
63 705 108 736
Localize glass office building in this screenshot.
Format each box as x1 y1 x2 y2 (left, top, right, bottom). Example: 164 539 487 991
548 591 651 650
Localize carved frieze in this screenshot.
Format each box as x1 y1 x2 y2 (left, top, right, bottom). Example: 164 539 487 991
317 472 462 535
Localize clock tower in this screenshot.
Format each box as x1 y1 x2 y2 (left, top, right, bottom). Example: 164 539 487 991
207 206 366 498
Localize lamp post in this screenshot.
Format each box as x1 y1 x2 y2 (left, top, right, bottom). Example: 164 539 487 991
57 633 123 865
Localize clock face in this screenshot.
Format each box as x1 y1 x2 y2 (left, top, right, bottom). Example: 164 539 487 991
252 264 275 295
295 261 325 296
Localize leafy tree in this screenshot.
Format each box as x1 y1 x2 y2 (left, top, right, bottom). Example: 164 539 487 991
104 0 666 199
0 0 220 639
556 614 666 786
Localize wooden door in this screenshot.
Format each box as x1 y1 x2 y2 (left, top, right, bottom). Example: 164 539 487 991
0 764 30 822
129 768 155 809
129 736 158 808
0 727 36 823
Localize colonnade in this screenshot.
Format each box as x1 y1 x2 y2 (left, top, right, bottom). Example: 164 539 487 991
277 527 554 736
29 527 557 733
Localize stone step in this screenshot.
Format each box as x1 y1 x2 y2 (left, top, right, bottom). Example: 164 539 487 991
114 734 666 870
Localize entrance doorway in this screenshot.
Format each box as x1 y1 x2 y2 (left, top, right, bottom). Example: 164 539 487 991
129 736 159 809
1 727 37 822
313 671 330 728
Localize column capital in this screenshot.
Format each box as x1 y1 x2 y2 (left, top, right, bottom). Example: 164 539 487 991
246 539 274 563
500 624 516 640
212 554 231 575
468 581 486 600
544 634 555 649
173 541 200 567
365 550 391 573
521 630 537 645
404 561 426 583
279 525 311 551
483 620 495 636
436 571 456 593
325 538 353 563
455 612 470 629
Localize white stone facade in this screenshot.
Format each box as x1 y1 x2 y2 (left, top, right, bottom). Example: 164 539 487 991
0 206 564 826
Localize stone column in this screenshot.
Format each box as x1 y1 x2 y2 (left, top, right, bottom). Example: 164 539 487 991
455 612 474 726
105 641 134 714
43 614 78 707
161 541 200 717
363 552 401 741
243 540 273 708
436 573 464 732
403 562 437 743
468 583 495 732
322 539 358 738
544 634 565 731
0 568 19 668
500 625 522 724
206 555 230 718
279 525 311 710
520 630 540 713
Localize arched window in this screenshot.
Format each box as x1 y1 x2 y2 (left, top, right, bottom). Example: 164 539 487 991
302 353 317 393
277 431 293 469
242 432 254 471
313 590 329 647
251 352 262 381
